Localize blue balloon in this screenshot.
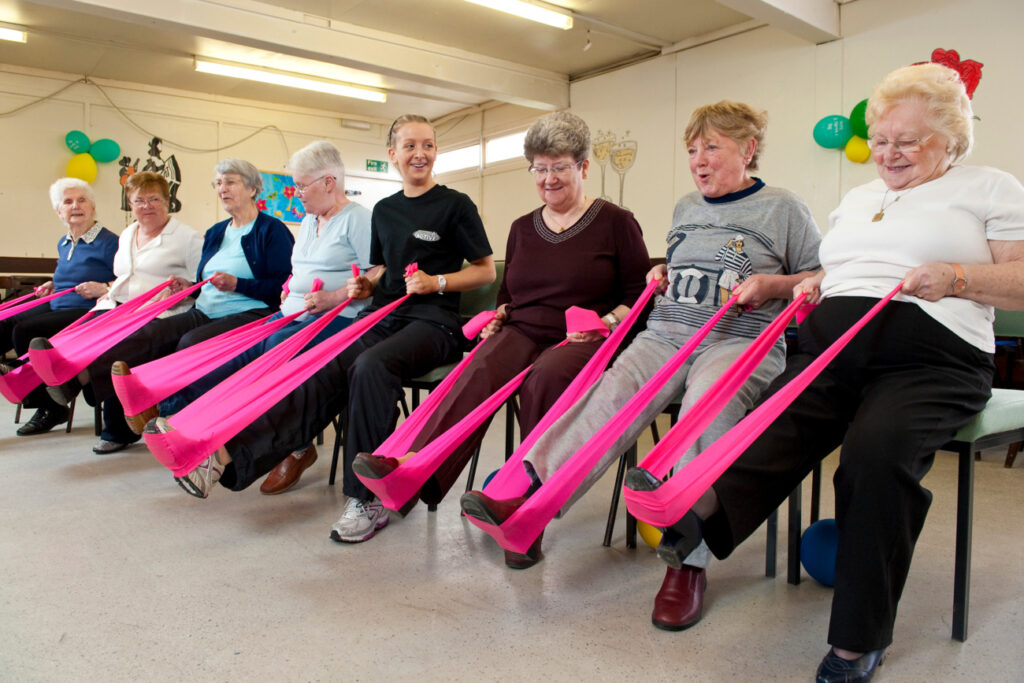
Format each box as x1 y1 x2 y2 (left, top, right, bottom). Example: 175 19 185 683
800 518 838 587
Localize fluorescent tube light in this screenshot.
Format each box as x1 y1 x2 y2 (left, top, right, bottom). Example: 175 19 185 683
195 58 387 103
464 0 573 30
0 23 27 43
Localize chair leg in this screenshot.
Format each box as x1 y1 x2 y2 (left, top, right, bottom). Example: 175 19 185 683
810 461 821 523
765 508 778 578
14 402 21 424
465 446 481 492
625 445 637 549
66 396 76 434
953 443 975 642
603 446 632 548
787 482 803 585
1005 442 1021 468
504 397 517 460
328 412 346 486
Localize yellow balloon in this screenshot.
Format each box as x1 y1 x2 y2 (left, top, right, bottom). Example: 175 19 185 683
66 152 98 183
637 520 663 549
844 135 871 164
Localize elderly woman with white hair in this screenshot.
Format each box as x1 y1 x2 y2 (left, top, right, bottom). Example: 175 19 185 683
154 141 373 494
42 162 293 454
626 63 1024 681
0 178 119 435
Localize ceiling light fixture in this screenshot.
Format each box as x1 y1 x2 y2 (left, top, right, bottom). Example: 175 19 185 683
194 58 387 103
0 22 27 43
463 0 573 30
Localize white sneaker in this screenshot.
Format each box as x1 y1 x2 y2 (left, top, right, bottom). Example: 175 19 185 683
330 497 389 543
175 455 223 499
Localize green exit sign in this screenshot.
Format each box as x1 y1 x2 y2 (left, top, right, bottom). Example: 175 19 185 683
366 159 389 173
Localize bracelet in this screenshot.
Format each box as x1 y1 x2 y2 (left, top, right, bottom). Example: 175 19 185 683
602 313 619 329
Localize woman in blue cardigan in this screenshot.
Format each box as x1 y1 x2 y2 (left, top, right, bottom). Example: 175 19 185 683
46 159 294 453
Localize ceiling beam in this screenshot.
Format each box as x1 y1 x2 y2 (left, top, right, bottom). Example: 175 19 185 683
715 0 840 44
32 0 570 110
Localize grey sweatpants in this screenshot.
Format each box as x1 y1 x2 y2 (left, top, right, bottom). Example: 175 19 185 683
524 327 785 567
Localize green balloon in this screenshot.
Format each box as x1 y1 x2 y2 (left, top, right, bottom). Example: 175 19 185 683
812 115 852 149
90 138 121 163
849 99 869 139
65 130 90 153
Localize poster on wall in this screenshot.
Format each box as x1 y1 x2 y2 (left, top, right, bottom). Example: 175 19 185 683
258 171 306 224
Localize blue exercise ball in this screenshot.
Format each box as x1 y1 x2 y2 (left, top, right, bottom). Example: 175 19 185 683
801 518 838 587
482 469 499 488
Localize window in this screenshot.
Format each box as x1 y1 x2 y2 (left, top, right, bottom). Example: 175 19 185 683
435 144 480 174
485 130 527 164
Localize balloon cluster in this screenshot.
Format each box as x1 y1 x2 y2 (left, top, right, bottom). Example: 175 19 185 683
812 99 870 164
64 130 121 183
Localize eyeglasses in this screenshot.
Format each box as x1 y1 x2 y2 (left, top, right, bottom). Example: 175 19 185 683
528 160 584 178
294 175 333 194
130 196 166 208
211 177 242 190
867 134 934 154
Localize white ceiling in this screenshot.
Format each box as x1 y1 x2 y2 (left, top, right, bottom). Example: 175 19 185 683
0 0 840 122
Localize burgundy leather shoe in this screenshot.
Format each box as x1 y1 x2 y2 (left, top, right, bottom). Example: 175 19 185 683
260 445 318 495
652 565 707 631
352 453 401 480
113 361 159 435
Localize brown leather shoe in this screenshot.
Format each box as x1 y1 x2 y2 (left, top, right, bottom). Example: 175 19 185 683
504 531 544 570
260 445 318 495
652 565 707 631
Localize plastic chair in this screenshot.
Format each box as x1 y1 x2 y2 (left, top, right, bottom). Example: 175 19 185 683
777 388 1024 642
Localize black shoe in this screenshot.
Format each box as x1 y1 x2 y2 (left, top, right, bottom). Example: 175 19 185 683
16 407 69 436
625 466 662 491
815 648 886 682
655 511 704 569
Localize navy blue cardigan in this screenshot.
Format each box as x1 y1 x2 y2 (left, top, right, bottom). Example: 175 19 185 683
197 212 294 310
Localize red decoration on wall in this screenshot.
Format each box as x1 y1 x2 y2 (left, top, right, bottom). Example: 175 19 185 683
918 48 983 99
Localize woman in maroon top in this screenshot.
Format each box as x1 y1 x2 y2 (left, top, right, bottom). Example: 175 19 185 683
354 112 650 561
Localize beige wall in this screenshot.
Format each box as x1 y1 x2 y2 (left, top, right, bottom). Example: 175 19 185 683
569 0 1023 256
0 66 400 258
3 0 1020 267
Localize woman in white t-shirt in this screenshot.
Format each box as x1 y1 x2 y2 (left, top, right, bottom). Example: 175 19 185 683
626 63 1024 682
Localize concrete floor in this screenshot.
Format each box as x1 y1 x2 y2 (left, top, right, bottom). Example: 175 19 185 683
1 398 1023 682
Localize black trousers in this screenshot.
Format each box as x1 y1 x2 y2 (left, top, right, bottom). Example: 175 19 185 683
83 307 271 444
702 297 993 652
3 305 89 411
222 315 460 497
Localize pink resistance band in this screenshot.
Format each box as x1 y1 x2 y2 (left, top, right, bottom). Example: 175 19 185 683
623 283 904 527
0 288 76 323
0 307 99 403
357 304 621 509
112 279 325 416
29 277 213 386
475 279 663 502
465 291 742 553
0 288 47 313
146 266 416 477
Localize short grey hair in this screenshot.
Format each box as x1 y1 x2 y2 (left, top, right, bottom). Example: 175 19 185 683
215 158 263 194
288 141 345 185
523 111 591 163
866 63 974 162
49 177 95 211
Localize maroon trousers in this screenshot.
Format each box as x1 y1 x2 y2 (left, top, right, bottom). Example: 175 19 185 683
412 324 600 504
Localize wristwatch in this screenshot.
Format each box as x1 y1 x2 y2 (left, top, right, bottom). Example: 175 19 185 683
602 312 619 330
950 263 967 296
437 273 447 294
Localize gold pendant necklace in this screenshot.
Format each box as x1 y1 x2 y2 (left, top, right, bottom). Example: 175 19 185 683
873 189 905 222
